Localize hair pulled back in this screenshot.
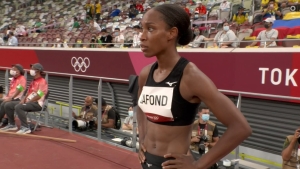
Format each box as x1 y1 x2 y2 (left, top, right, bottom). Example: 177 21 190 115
153 4 193 46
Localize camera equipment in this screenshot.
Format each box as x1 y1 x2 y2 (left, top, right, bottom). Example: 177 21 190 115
198 135 208 155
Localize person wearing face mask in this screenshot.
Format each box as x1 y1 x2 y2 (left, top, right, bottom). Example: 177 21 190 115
132 25 142 48
190 104 219 158
249 18 278 48
2 63 48 134
100 29 113 48
187 28 211 48
213 22 238 48
72 96 98 130
113 28 125 48
0 64 26 128
122 106 138 131
282 127 300 169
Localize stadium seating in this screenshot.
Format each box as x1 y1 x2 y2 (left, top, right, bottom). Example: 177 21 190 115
0 0 299 48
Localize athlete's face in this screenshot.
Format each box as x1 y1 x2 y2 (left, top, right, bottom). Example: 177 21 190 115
140 9 174 58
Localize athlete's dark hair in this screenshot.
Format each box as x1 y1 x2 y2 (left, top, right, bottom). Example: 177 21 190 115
153 4 193 46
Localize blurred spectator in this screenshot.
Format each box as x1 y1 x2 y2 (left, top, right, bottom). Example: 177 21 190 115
158 0 165 5
188 28 211 48
89 20 101 32
249 18 278 48
84 0 95 19
53 35 68 48
213 22 237 48
100 29 113 48
90 35 101 48
33 18 43 33
261 0 279 9
219 0 231 11
195 1 207 16
129 4 139 18
132 25 142 48
145 5 151 12
232 7 248 25
0 36 4 45
8 32 18 46
14 24 26 37
110 5 121 17
113 28 124 48
100 98 116 129
182 4 191 16
262 0 282 20
3 26 12 41
73 17 80 29
122 106 138 131
143 0 150 9
136 1 144 12
95 0 101 22
124 26 134 48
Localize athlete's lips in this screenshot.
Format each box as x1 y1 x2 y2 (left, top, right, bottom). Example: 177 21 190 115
140 44 148 52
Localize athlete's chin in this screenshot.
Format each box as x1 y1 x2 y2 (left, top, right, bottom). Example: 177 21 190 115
142 52 155 58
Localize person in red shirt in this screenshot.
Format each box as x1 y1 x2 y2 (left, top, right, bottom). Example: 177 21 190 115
182 4 191 16
195 1 207 16
136 1 144 12
3 63 48 134
0 64 26 128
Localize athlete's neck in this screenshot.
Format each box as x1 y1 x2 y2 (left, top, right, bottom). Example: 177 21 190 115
156 49 181 71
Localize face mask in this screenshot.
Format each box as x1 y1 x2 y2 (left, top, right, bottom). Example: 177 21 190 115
223 26 229 31
201 114 210 122
195 14 199 18
128 111 133 117
115 32 119 36
30 70 36 76
194 31 200 36
10 70 17 76
102 34 107 37
264 23 270 29
56 38 60 42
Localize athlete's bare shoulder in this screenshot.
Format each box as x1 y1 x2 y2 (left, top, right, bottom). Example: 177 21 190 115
138 63 154 87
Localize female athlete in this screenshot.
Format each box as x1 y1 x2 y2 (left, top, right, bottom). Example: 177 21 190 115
137 4 252 169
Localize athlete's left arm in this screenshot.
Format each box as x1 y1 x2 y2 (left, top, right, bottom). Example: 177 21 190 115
183 63 252 169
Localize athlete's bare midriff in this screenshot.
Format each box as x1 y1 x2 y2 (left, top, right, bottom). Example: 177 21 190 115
143 120 193 157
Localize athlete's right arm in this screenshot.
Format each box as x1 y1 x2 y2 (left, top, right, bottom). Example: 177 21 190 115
137 64 152 163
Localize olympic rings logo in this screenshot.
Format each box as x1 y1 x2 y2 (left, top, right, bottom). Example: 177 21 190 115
71 57 90 72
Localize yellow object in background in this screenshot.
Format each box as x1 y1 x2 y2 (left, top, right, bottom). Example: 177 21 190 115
245 36 257 40
286 34 300 39
246 46 259 48
283 12 300 20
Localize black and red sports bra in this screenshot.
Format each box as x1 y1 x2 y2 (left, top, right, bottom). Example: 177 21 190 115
138 57 200 126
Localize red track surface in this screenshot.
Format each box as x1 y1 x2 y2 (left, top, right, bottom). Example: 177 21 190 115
0 127 140 169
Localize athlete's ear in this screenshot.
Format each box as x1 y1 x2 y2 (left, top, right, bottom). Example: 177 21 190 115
167 27 178 41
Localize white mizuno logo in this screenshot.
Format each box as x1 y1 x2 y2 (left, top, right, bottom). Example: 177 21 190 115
146 163 152 168
166 81 177 86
